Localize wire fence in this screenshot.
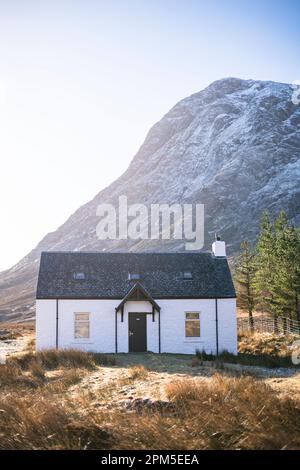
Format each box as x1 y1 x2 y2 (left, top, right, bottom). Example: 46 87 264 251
238 315 300 336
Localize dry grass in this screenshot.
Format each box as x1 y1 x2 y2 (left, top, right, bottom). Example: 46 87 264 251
0 362 22 384
26 337 36 352
0 331 18 341
45 369 83 394
28 360 46 380
0 395 111 450
0 359 85 392
238 332 297 357
127 365 149 380
0 340 300 449
0 349 114 392
116 365 149 387
115 374 300 450
8 348 116 371
0 362 42 389
0 370 299 449
0 322 34 337
196 349 294 369
194 332 300 368
162 375 300 449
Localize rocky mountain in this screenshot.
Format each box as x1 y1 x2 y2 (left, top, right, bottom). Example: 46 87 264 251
0 77 299 321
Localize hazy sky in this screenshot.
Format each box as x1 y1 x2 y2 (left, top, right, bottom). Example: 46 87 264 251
0 0 299 270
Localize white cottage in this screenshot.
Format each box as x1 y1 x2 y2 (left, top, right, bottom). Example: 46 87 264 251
36 240 237 355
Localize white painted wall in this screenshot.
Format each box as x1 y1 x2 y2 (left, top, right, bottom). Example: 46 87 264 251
36 297 237 355
36 299 57 350
217 298 237 354
159 299 215 354
36 299 118 352
57 299 118 352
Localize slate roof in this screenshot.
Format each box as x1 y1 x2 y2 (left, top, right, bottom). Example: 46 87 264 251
36 251 236 299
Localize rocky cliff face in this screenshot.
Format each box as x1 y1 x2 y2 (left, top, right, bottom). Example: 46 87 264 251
1 77 299 320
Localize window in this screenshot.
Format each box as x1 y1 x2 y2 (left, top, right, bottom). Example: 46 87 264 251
74 313 90 339
183 271 193 279
128 273 140 280
185 312 200 337
74 272 85 280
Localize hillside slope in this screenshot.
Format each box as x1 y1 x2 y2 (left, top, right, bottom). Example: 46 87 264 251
0 77 299 321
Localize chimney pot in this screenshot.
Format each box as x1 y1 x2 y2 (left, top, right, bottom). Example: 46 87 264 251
212 240 226 257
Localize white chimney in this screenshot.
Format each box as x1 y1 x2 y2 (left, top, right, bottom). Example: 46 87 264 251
212 236 226 257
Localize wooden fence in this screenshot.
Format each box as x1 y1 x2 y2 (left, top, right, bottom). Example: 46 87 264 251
237 315 300 336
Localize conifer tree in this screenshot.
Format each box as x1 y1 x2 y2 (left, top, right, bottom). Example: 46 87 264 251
253 210 300 333
235 241 256 331
272 212 300 329
253 211 276 319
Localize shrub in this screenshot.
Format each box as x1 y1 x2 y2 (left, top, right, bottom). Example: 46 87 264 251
0 363 40 389
29 361 46 380
0 362 22 385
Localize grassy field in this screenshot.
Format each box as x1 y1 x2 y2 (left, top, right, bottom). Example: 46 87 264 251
0 325 300 450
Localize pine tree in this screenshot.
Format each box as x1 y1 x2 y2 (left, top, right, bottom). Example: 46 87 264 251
254 210 300 334
271 211 291 331
254 211 276 319
235 241 256 331
272 213 300 329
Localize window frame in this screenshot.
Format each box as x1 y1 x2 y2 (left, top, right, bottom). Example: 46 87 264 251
184 311 201 339
128 272 140 280
183 271 193 280
73 272 86 281
74 312 91 340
